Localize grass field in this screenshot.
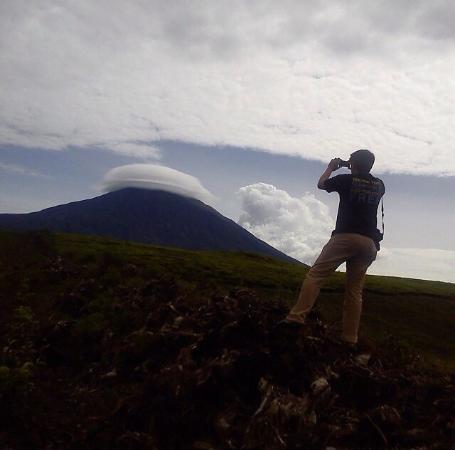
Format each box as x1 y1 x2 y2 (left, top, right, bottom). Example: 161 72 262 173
1 229 454 371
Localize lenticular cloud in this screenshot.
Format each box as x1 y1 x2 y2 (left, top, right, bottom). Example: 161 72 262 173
237 183 334 264
100 164 215 204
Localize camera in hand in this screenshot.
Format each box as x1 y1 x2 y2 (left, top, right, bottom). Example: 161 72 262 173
338 159 350 168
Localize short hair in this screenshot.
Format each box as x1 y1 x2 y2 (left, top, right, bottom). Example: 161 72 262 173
350 149 375 173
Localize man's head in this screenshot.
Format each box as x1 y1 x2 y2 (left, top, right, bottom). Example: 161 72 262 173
349 149 375 173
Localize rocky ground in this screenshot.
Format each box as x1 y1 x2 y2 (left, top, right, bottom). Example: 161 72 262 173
1 255 454 449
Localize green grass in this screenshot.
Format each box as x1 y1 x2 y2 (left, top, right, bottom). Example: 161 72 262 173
2 229 454 371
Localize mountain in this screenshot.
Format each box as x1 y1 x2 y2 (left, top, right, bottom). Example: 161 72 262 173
0 187 299 264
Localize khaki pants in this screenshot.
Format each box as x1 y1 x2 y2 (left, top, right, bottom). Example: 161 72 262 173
287 233 377 343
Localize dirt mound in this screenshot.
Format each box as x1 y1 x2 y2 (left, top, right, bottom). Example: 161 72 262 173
1 261 454 449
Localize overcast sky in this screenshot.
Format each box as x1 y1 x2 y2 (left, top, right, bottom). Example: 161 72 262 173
1 1 455 282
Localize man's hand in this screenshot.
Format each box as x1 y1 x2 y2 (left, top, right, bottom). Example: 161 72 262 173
328 158 342 171
318 158 341 190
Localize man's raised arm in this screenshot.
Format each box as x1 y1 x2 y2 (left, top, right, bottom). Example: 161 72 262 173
317 158 341 190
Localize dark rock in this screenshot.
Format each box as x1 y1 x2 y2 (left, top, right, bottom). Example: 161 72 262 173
2 284 453 449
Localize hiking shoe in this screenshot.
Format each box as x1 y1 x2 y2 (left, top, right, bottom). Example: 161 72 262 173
274 318 304 329
338 339 358 354
270 319 303 344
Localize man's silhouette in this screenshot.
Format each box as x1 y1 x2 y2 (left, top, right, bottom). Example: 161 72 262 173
285 149 385 344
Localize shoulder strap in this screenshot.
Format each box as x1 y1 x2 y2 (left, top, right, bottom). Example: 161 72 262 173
381 196 385 236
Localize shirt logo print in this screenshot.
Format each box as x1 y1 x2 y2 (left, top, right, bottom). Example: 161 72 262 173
350 177 383 205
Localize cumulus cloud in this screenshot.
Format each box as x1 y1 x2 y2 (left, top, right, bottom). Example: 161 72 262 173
2 1 455 174
237 182 455 283
100 164 215 204
237 183 333 264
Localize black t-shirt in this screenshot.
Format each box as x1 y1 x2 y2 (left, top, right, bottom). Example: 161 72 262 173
324 173 385 243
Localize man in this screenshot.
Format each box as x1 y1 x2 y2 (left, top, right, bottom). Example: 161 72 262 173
285 149 385 344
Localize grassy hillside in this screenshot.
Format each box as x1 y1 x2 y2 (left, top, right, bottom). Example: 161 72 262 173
1 229 454 449
1 229 454 370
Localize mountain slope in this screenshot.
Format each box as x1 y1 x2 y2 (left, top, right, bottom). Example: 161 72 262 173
0 188 298 264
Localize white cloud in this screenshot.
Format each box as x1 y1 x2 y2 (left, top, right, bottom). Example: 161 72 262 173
99 163 215 204
92 142 162 159
237 183 333 264
369 247 455 284
237 182 455 283
2 1 455 174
